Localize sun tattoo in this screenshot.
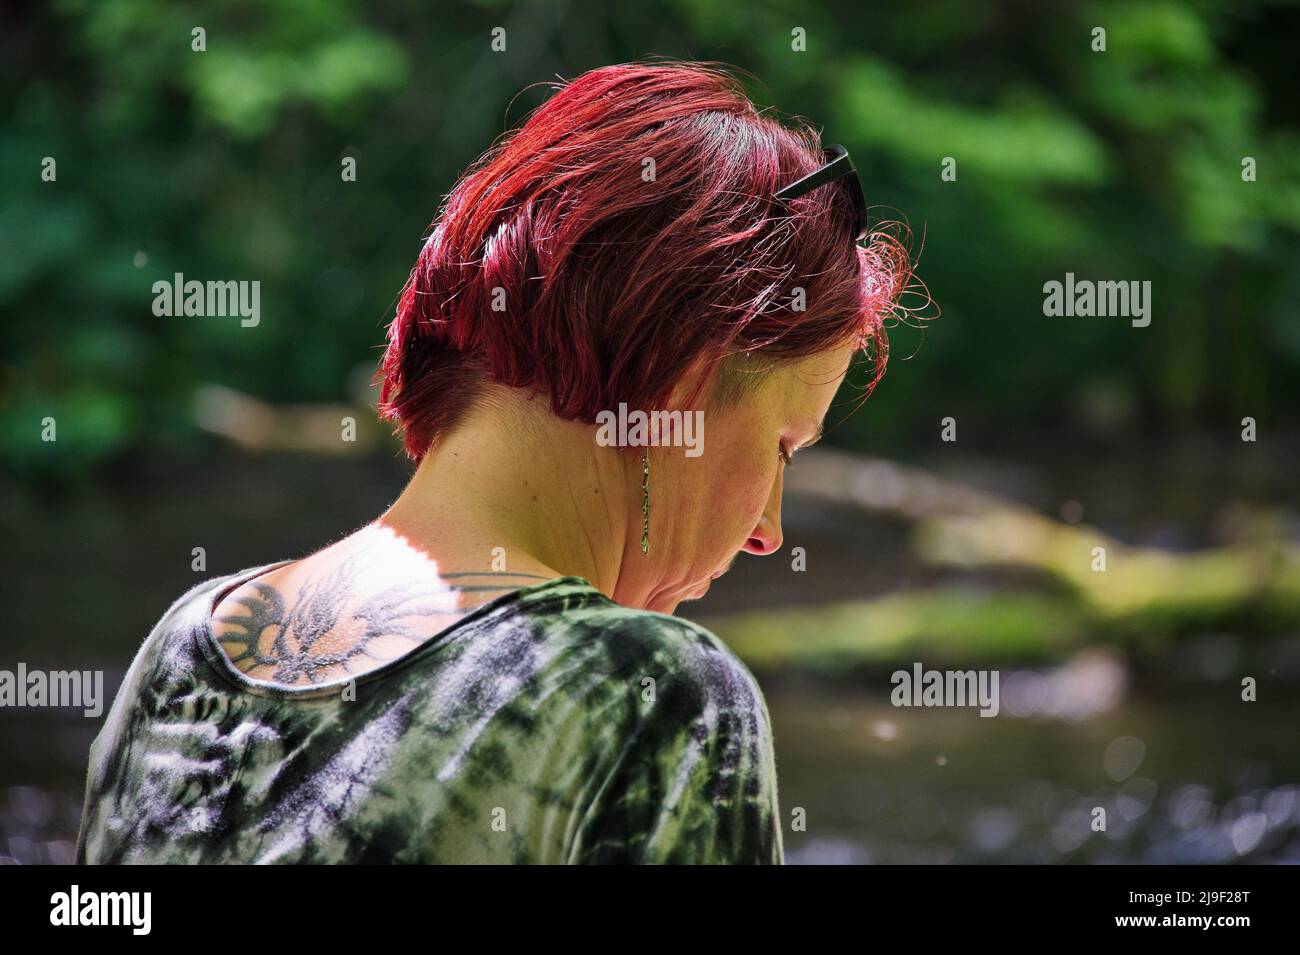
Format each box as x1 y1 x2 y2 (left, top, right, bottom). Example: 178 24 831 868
213 559 547 685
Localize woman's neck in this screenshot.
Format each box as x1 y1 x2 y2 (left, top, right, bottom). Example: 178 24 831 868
378 390 644 602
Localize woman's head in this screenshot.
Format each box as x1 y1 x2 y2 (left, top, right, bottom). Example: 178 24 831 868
378 60 909 455
377 60 914 610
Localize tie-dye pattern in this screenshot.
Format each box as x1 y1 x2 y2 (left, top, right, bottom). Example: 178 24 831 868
75 564 784 864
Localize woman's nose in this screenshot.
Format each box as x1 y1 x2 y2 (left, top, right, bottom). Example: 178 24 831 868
742 478 784 556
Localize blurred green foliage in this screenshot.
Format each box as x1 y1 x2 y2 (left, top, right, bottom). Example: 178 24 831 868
3 0 1298 480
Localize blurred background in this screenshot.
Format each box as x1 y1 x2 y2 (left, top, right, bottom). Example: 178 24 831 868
3 0 1299 864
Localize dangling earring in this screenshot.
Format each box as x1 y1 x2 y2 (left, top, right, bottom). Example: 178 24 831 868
640 445 650 555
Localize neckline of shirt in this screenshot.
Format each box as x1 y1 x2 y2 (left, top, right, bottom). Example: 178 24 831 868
191 560 605 701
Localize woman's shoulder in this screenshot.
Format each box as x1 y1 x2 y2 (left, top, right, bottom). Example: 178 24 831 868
152 561 292 634
539 589 769 718
116 562 287 671
140 565 766 722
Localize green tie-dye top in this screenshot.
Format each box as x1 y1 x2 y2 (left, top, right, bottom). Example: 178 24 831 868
75 563 785 864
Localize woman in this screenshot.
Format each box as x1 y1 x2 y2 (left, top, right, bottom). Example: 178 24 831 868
75 61 912 864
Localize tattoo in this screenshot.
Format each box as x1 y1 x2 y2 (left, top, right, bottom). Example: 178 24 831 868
214 561 544 685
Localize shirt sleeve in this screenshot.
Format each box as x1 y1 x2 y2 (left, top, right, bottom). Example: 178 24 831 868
572 626 785 865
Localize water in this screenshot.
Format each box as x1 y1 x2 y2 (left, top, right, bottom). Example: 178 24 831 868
768 677 1300 864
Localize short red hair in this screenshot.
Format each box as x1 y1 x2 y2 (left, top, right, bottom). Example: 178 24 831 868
378 60 911 461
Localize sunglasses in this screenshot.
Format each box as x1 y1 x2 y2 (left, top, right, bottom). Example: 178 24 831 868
773 143 868 243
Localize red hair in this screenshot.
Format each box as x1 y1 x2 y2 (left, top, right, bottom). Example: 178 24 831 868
378 60 911 461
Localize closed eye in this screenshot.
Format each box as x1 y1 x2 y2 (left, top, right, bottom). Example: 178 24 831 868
782 426 823 465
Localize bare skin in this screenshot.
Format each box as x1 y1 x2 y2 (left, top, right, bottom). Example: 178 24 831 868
212 344 856 686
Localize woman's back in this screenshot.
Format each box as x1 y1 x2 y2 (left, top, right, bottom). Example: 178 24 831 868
75 561 784 864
